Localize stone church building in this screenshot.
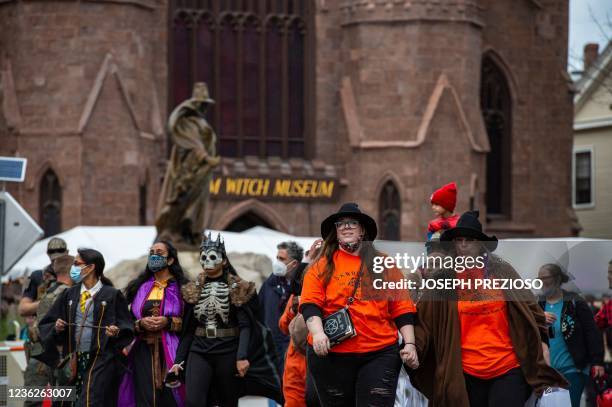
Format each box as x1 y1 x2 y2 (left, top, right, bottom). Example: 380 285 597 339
0 0 578 240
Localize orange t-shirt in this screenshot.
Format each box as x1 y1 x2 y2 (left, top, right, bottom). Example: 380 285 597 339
457 268 520 379
299 250 416 354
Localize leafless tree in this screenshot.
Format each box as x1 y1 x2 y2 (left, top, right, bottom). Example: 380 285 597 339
570 5 612 105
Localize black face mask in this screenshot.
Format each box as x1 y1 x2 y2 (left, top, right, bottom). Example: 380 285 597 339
339 240 361 253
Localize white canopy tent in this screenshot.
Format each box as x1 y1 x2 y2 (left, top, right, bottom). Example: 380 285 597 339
4 226 157 282
3 226 319 282
5 227 610 295
375 237 612 296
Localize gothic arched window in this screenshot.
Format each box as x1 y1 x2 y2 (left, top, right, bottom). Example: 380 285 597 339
170 0 312 159
379 181 401 241
481 56 512 218
139 180 148 226
39 169 62 237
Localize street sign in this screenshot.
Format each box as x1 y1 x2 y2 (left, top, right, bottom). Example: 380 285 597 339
0 157 27 182
0 192 43 274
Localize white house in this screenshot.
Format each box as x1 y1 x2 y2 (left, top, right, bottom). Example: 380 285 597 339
573 42 612 238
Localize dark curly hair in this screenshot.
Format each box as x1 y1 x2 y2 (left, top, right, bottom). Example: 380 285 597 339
124 241 188 303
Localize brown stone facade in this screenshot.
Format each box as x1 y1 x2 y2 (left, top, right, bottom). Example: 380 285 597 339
0 0 576 240
0 0 168 231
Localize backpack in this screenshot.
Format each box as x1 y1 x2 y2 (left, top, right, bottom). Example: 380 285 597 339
289 313 308 355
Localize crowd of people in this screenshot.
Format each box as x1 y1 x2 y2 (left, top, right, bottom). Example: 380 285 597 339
14 182 612 407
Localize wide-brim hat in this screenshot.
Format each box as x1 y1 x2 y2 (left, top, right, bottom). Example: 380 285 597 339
321 203 377 240
440 210 498 251
191 82 215 104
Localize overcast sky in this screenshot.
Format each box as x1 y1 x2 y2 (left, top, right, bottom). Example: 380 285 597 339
569 0 612 71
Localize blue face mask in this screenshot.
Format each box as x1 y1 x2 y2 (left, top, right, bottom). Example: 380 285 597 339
148 255 168 273
70 265 85 283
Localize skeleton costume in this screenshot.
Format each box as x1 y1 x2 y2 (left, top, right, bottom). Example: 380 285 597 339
174 233 282 407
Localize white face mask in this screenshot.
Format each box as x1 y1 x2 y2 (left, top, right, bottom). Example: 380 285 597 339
272 260 288 276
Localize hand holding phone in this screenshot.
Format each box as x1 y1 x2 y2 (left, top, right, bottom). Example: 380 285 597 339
165 361 184 388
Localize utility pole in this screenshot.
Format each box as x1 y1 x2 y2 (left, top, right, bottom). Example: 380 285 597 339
0 198 5 303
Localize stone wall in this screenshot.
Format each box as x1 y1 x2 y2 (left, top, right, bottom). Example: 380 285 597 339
0 0 576 240
0 0 168 229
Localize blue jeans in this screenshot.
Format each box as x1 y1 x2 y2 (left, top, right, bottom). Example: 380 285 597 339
564 372 586 407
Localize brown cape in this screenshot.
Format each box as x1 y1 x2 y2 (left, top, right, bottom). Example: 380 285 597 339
410 257 568 406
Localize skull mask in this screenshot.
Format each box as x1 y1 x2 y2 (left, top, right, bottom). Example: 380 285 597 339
200 248 223 271
199 231 227 274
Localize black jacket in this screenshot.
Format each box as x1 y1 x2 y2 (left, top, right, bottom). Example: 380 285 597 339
539 290 604 369
38 284 134 407
178 272 283 404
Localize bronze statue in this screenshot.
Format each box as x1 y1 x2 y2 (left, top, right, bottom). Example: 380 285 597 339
155 83 221 247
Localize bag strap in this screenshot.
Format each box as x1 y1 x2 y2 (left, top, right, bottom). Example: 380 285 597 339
346 263 364 308
320 253 366 311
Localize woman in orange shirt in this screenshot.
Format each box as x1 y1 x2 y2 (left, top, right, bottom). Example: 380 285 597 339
410 210 567 407
300 203 418 407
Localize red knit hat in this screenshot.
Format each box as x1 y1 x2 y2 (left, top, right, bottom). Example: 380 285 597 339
430 182 457 213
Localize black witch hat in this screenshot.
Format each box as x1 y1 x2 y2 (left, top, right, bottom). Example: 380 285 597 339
440 210 498 251
320 202 377 240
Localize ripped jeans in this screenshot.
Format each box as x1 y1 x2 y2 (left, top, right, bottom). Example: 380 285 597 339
307 344 401 407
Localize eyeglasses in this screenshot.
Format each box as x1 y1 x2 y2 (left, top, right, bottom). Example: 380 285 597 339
48 249 67 255
334 220 360 230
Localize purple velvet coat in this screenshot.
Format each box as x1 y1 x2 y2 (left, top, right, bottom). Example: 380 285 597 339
118 277 185 407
